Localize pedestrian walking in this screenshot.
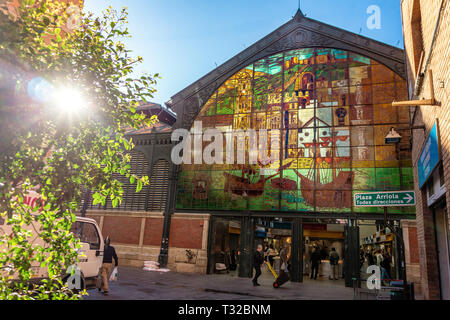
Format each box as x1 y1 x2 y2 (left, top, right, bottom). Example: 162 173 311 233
252 244 264 286
310 246 321 280
99 236 119 295
329 248 340 280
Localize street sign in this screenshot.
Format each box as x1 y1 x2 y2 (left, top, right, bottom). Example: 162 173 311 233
418 120 441 188
354 191 416 207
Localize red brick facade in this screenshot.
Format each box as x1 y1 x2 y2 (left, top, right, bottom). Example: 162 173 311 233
102 216 141 245
401 0 450 300
169 219 204 250
143 218 164 246
408 227 420 264
85 211 210 273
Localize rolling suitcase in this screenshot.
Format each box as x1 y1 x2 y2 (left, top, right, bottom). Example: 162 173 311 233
265 261 290 288
273 270 290 288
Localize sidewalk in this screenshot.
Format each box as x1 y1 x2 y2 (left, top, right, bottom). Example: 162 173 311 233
85 266 354 300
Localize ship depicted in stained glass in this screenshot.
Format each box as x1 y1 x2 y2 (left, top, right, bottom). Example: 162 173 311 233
294 128 353 208
224 161 295 198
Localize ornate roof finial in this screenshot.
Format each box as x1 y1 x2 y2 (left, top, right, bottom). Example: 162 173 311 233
294 8 305 21
294 0 305 21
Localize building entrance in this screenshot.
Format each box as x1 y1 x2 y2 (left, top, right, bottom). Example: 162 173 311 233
434 205 450 300
207 215 404 288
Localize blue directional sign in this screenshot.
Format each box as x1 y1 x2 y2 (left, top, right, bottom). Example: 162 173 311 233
418 121 441 188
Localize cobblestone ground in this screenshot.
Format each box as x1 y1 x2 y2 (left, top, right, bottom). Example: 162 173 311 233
85 266 355 300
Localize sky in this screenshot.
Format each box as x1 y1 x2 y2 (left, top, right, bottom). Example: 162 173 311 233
84 0 405 107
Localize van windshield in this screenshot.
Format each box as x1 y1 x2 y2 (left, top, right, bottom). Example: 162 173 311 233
70 221 100 250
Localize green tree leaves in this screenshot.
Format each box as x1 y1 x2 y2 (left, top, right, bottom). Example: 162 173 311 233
0 0 159 300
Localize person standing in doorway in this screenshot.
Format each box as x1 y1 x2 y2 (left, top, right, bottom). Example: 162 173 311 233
252 244 264 286
376 250 384 267
263 243 269 262
310 246 321 280
367 249 375 266
100 236 119 295
376 250 388 285
381 251 392 284
329 248 340 280
267 244 276 267
359 248 365 269
279 243 290 273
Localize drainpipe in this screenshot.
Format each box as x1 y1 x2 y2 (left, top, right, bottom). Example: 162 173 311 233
158 163 179 268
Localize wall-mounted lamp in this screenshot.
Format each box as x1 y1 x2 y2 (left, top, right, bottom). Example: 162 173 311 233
385 127 402 145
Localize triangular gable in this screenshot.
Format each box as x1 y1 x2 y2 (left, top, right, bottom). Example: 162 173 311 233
168 10 405 130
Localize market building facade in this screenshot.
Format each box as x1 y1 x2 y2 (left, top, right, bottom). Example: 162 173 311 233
85 10 420 289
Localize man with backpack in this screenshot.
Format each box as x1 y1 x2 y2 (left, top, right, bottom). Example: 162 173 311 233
329 248 340 280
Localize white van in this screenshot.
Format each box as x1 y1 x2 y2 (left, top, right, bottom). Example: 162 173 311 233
0 213 104 290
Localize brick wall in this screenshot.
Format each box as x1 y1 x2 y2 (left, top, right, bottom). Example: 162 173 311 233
169 218 204 249
402 220 422 298
102 216 141 245
143 218 164 246
401 0 450 300
167 213 210 274
408 227 420 263
85 210 211 274
85 210 164 267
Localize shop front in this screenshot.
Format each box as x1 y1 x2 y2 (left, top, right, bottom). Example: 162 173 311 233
205 215 406 287
415 120 450 299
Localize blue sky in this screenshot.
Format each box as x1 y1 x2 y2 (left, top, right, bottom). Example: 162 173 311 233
84 0 404 106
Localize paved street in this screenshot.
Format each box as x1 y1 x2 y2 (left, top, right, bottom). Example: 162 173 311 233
85 266 354 300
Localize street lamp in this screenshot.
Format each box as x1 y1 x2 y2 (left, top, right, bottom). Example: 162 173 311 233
385 127 402 145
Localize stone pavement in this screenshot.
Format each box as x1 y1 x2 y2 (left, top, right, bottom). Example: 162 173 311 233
84 266 355 300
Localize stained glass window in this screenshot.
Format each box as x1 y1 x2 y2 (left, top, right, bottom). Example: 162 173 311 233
176 48 413 215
